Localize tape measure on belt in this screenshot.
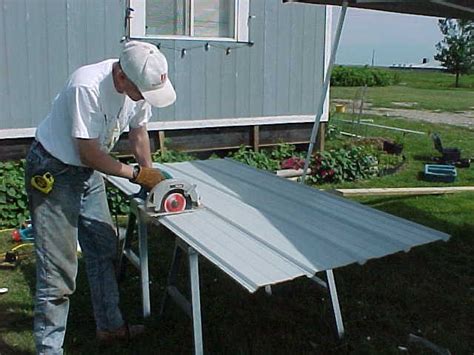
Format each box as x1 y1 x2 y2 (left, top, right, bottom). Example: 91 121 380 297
31 173 55 194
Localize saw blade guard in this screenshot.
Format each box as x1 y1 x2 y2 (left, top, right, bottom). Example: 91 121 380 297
146 178 200 215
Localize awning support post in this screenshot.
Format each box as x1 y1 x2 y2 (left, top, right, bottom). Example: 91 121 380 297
300 1 348 183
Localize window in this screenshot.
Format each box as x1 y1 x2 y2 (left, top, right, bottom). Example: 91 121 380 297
129 0 250 42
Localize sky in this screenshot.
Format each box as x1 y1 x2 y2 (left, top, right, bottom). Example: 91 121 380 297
331 7 443 67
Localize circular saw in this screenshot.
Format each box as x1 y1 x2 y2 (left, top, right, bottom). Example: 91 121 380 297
146 178 201 216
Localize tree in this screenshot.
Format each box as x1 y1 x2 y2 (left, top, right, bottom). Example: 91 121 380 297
435 19 473 87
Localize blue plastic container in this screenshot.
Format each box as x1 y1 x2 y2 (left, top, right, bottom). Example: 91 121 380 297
423 164 457 183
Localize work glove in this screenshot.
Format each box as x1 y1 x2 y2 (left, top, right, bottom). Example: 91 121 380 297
130 166 166 191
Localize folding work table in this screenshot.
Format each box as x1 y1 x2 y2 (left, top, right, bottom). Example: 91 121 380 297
105 158 449 354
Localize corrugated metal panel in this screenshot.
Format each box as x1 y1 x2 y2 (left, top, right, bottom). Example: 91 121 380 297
0 0 124 130
44 0 69 107
106 159 449 293
4 0 30 128
0 0 327 131
0 0 9 124
25 0 50 127
263 0 278 115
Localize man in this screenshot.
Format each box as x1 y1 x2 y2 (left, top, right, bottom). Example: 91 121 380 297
25 41 176 354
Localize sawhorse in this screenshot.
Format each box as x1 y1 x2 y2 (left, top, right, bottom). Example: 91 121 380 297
117 198 344 355
117 197 205 354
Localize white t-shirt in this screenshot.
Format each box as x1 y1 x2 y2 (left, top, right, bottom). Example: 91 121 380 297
36 59 152 166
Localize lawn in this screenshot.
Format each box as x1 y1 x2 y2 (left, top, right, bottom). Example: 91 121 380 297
1 105 473 352
331 70 474 112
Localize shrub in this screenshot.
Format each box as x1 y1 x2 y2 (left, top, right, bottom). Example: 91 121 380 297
308 146 378 184
152 149 195 163
229 144 302 171
229 146 280 171
0 160 29 228
331 65 399 87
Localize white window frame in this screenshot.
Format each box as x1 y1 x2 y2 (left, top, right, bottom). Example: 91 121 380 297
129 0 250 42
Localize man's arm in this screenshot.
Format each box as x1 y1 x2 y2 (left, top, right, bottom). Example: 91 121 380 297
128 125 153 168
76 138 135 179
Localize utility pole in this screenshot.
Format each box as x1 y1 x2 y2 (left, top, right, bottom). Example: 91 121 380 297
371 49 375 67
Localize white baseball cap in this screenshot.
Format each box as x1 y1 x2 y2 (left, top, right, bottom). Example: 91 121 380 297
120 41 176 108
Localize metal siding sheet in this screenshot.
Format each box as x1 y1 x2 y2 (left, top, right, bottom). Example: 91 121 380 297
276 2 291 114
221 46 238 118
45 0 68 113
205 44 221 119
25 0 49 127
189 44 206 120
105 159 449 293
161 212 309 292
301 6 317 113
104 0 124 58
174 40 192 120
151 43 177 121
312 7 326 113
85 0 106 63
221 45 237 118
0 0 10 126
249 0 264 117
234 38 250 118
262 0 278 116
288 4 304 113
67 0 87 72
4 0 30 128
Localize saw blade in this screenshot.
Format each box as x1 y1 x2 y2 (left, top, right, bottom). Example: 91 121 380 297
163 192 187 213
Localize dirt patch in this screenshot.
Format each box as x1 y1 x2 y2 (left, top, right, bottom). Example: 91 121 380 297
391 102 418 108
332 99 474 128
364 107 474 128
348 137 386 150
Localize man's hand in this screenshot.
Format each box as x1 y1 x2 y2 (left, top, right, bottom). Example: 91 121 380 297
130 166 166 191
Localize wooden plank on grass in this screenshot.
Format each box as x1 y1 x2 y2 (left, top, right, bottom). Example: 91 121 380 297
334 187 474 197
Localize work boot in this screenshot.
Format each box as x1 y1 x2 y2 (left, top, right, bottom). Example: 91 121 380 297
96 323 145 344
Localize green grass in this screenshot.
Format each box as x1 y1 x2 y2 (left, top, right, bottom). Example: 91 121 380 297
331 70 474 112
395 70 474 90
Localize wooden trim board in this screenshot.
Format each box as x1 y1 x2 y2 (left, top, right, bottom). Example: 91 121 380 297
333 187 474 197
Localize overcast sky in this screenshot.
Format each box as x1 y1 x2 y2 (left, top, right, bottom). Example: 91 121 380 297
331 7 443 67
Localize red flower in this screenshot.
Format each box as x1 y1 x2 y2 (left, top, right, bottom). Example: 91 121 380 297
281 157 305 170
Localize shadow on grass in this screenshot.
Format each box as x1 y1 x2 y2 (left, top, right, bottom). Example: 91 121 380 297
0 340 32 355
0 299 34 355
412 154 436 162
362 194 474 237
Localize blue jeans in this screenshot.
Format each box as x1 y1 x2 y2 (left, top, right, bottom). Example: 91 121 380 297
25 141 124 355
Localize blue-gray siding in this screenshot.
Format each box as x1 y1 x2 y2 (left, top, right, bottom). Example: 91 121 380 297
0 0 327 131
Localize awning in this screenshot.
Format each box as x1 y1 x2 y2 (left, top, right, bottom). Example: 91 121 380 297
284 1 474 20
